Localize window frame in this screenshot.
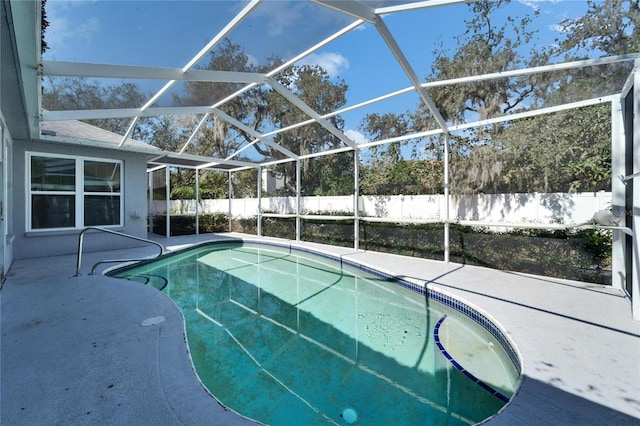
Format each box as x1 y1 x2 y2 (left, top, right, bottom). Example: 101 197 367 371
27 152 124 232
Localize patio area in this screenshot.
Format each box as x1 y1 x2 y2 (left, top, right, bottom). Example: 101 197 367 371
1 233 639 425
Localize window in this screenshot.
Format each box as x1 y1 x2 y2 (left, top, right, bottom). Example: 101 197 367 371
28 153 123 230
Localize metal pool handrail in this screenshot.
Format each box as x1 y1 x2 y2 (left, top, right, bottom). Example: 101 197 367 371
75 227 164 276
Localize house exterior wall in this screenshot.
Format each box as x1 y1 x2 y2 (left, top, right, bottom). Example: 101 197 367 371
13 139 150 259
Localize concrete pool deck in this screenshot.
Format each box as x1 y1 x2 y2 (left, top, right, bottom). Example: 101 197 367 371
1 232 639 425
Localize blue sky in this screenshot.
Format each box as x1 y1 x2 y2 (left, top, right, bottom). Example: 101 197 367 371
43 0 591 146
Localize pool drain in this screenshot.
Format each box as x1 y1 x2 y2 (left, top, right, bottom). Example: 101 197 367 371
341 408 358 424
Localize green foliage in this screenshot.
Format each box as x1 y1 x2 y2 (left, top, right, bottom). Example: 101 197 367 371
198 214 231 234
163 168 256 200
266 65 350 195
41 0 49 53
42 77 151 140
256 217 611 284
196 171 228 199
302 219 354 248
230 218 257 235
555 0 639 62
442 103 612 193
360 159 443 195
309 151 354 196
231 169 258 198
152 213 229 236
171 39 272 159
579 229 612 263
358 222 611 284
360 113 412 163
42 3 635 209
169 43 351 198
261 217 296 240
427 0 543 123
170 186 195 200
146 115 192 152
151 214 612 284
356 0 633 195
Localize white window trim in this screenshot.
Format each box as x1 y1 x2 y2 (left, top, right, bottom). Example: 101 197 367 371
26 152 124 232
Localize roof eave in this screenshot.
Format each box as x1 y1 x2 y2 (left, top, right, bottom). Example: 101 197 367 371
37 134 163 158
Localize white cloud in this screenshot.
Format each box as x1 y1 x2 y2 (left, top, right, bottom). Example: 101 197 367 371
75 17 100 41
548 23 565 33
299 52 350 78
345 129 369 145
246 53 260 68
44 2 99 57
518 0 561 12
254 0 304 37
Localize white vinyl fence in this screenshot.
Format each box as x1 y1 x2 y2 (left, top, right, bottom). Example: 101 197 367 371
152 191 611 226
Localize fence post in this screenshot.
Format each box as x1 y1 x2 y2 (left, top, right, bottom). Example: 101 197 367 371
444 134 450 263
354 149 360 251
228 171 232 232
296 159 301 242
165 166 170 238
195 169 200 235
258 166 262 237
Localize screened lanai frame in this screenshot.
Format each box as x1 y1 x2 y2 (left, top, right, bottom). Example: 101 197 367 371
38 0 640 319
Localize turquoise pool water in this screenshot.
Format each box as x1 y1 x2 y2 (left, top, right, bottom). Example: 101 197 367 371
111 242 520 425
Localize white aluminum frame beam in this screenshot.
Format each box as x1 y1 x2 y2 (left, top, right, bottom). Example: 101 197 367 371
175 109 298 160
319 54 640 132
43 106 217 121
147 150 258 169
267 77 357 149
42 61 267 84
313 0 476 24
46 54 633 121
43 13 636 166
179 15 364 161
207 108 299 159
358 95 617 150
117 0 263 146
313 0 448 132
48 94 614 168
611 96 626 296
44 54 637 122
373 15 448 132
315 0 450 261
222 19 365 162
421 53 640 89
39 1 639 199
375 0 476 15
175 1 360 160
311 0 376 22
630 59 640 320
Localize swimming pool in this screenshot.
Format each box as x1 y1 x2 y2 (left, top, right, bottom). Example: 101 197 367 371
110 241 521 425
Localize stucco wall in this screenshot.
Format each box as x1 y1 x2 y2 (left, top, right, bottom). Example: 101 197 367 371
12 139 151 259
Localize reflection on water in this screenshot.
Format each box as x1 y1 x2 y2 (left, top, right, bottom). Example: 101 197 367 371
113 243 519 425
